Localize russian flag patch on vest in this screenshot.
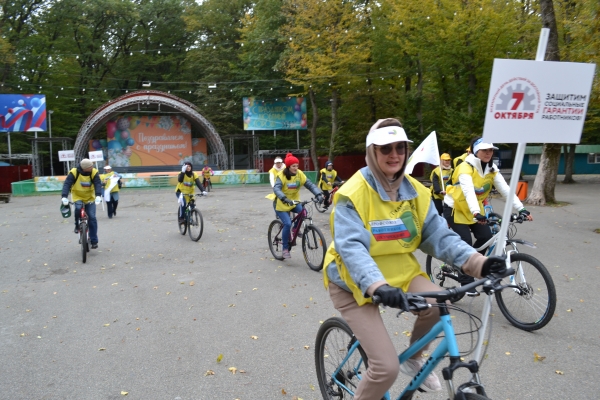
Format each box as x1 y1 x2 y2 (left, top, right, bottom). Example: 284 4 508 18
81 182 91 187
369 219 410 241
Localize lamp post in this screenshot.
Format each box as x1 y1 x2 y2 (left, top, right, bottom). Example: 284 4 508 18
48 110 54 176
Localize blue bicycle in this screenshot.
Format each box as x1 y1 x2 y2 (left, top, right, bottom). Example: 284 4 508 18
315 269 515 400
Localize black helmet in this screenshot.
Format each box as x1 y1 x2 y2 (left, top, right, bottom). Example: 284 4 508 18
325 161 333 167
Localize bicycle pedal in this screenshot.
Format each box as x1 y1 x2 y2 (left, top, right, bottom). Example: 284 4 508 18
466 291 480 297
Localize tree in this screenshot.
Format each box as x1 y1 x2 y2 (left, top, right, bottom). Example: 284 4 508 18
526 0 561 206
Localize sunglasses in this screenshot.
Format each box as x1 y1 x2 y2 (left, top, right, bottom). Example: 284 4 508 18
375 143 406 156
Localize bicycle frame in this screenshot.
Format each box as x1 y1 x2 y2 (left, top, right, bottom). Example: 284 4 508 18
330 306 479 399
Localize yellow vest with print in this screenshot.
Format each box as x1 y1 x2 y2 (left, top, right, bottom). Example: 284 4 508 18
322 172 430 305
275 170 307 212
265 167 280 201
100 171 120 194
429 167 453 200
69 168 99 203
319 168 338 191
202 167 212 179
175 172 200 195
450 162 497 224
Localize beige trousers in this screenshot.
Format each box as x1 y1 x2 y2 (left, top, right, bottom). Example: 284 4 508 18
328 276 442 400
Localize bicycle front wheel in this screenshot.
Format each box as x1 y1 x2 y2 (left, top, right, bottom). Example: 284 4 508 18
425 255 465 303
495 252 556 331
80 222 88 264
188 209 204 241
316 317 368 400
267 220 284 260
315 200 327 213
302 225 326 271
178 209 187 235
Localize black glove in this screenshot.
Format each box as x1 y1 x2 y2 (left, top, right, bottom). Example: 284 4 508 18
474 213 487 222
481 255 507 276
316 193 325 203
373 284 410 312
281 197 294 206
518 208 530 219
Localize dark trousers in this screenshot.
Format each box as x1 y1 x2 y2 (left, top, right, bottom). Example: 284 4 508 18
432 198 443 216
106 195 118 218
322 189 331 206
443 205 492 284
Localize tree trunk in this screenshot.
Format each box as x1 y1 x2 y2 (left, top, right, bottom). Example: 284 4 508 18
328 88 338 162
526 0 561 205
563 144 576 183
416 58 424 137
309 88 319 171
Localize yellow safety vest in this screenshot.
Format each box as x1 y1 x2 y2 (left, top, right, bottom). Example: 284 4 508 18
429 167 453 200
202 167 212 179
449 162 497 224
323 172 430 305
100 171 120 194
69 168 99 203
175 172 200 195
452 152 468 170
319 168 338 191
275 170 307 212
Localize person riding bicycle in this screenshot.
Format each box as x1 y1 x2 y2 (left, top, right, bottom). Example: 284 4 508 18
201 163 214 189
322 118 505 397
100 165 121 219
452 146 471 171
273 153 324 259
176 162 207 224
443 136 533 291
318 160 343 210
430 153 453 215
61 158 103 249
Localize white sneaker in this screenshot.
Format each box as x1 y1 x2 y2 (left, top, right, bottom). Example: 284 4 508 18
282 250 291 259
400 357 442 392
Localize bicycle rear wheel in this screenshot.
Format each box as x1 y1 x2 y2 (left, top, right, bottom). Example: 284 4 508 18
495 252 556 331
267 220 284 260
80 222 88 264
315 317 368 400
302 225 327 271
178 209 187 235
188 209 204 242
425 255 465 302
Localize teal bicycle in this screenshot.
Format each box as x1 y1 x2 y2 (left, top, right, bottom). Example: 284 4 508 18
315 268 515 400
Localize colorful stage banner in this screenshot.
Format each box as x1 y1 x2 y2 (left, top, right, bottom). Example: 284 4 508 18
88 115 209 167
243 97 307 130
0 95 47 132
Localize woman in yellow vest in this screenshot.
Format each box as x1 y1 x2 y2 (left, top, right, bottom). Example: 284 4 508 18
318 160 343 210
266 157 286 216
443 136 532 290
176 162 207 224
61 158 103 248
273 153 324 259
322 119 502 397
100 165 121 219
430 153 453 215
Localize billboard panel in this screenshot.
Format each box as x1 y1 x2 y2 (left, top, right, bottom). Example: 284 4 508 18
0 94 47 132
243 97 307 130
88 115 199 167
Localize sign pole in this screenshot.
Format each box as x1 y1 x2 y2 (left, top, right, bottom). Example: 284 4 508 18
475 28 550 364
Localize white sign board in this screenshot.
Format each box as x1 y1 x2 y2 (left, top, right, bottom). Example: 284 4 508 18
483 59 596 144
88 150 104 162
58 150 75 161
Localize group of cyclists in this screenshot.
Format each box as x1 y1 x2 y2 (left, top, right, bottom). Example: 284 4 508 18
61 123 531 397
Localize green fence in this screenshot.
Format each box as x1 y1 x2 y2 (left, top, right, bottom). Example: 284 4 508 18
10 171 320 196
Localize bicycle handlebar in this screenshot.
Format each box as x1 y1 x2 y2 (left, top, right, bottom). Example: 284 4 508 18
291 198 320 206
482 212 528 225
372 267 516 311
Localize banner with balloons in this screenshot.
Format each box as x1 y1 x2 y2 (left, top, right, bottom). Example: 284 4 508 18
243 97 307 130
89 115 193 167
0 94 47 132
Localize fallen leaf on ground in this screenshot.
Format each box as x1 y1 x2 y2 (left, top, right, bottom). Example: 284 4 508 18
555 370 564 375
98 348 106 351
304 345 310 350
204 370 215 376
216 354 223 363
534 352 546 362
121 391 128 395
228 367 237 374
250 336 258 340
190 281 195 286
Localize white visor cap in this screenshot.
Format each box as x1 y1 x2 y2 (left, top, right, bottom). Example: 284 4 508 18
366 126 412 147
274 157 283 163
472 138 499 154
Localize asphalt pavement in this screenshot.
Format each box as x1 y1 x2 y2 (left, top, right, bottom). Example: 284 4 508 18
0 179 599 399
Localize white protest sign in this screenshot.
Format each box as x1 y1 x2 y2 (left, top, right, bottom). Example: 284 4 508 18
483 59 595 144
58 150 75 161
88 150 104 162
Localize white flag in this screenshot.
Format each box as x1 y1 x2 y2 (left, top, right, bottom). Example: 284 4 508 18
404 131 440 174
